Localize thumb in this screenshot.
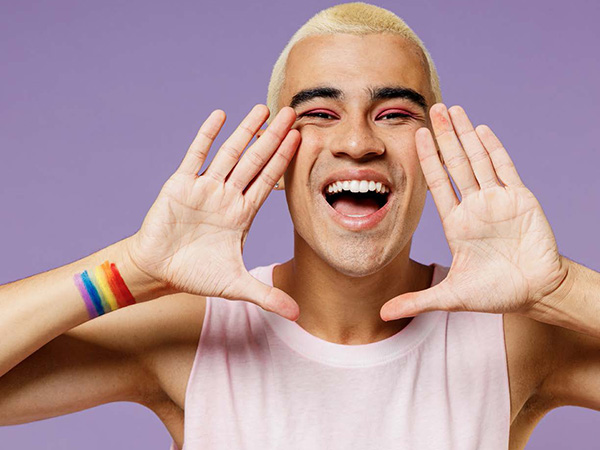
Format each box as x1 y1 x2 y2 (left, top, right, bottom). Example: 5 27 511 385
380 281 455 321
233 271 300 321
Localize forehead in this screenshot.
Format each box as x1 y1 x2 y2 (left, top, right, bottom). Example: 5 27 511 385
282 33 431 105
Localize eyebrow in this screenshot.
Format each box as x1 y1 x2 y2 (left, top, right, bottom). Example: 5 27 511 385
369 86 427 110
289 87 343 109
289 85 427 111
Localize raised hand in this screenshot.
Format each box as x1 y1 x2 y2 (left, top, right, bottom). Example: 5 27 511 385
126 105 301 320
380 104 569 321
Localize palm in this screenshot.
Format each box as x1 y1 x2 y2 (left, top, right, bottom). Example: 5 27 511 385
134 173 255 297
128 105 301 320
381 105 568 320
441 185 561 314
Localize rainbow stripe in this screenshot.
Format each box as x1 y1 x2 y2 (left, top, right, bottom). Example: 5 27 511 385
73 260 136 319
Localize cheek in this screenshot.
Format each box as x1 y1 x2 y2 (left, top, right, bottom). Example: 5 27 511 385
394 133 424 177
297 125 328 148
406 147 424 178
283 130 322 200
387 134 420 169
285 127 324 176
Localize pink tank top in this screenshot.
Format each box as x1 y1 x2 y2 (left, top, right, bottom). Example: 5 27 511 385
169 262 510 450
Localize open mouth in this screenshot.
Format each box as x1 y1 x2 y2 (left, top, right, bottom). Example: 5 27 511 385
323 181 390 217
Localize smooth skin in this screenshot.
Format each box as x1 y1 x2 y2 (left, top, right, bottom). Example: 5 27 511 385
380 103 567 320
270 33 437 345
127 104 301 320
0 104 302 449
1 33 600 450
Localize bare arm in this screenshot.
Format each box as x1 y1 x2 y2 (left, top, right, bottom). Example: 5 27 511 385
0 104 300 426
527 257 600 339
0 235 168 380
0 288 205 426
531 259 600 411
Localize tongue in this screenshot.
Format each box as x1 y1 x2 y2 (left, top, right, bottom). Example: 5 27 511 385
332 194 380 216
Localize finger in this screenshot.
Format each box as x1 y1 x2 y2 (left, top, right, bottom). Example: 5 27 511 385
227 106 297 191
447 106 502 189
203 104 270 183
475 125 524 188
175 110 226 176
430 103 480 197
416 127 459 220
231 271 300 321
244 128 300 205
380 283 451 321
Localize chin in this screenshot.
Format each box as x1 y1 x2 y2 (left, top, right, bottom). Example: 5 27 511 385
320 242 395 278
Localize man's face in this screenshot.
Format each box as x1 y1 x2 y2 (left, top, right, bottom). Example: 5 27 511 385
279 33 433 277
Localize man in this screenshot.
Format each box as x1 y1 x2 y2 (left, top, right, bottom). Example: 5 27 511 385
1 2 599 449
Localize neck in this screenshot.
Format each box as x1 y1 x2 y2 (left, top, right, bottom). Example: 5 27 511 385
272 233 434 345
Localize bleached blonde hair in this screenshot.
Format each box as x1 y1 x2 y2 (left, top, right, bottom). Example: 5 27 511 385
265 2 442 123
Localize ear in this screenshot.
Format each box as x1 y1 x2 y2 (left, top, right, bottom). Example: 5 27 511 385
255 128 285 190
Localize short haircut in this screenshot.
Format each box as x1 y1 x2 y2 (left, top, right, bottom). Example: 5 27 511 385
265 2 442 124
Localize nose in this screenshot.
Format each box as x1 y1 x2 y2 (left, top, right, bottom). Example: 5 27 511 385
330 115 385 160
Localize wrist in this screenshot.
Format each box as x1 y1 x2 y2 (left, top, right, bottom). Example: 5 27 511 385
117 235 178 302
524 255 575 325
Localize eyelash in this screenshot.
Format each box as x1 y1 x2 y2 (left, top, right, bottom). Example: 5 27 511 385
300 112 413 120
301 112 336 119
379 112 412 120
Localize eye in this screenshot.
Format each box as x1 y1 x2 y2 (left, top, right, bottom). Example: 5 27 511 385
299 110 337 120
377 111 412 120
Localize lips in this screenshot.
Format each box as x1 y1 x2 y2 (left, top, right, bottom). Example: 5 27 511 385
317 168 394 231
319 190 392 231
320 168 392 194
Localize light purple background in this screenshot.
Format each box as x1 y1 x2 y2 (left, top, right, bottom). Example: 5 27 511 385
1 0 598 448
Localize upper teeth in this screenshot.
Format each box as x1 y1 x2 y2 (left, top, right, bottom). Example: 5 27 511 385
326 180 389 194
